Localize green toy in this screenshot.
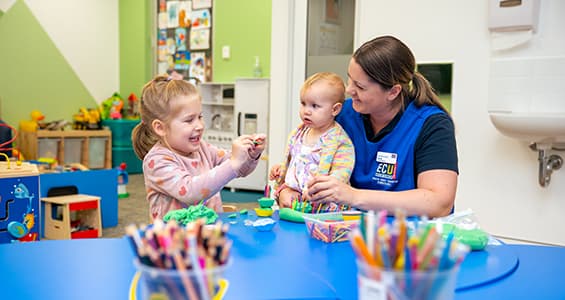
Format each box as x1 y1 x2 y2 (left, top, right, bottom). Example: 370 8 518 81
239 209 248 215
435 223 489 251
163 204 218 225
279 208 308 223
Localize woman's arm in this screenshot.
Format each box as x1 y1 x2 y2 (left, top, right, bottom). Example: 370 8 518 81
307 169 457 217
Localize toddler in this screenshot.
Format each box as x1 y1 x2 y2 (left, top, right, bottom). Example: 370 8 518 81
269 72 354 208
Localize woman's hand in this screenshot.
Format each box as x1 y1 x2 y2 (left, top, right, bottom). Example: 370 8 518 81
306 175 353 206
277 187 301 208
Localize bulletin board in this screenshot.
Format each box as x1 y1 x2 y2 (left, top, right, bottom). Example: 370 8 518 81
156 0 213 83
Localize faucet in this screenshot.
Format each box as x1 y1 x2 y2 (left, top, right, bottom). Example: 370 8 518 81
530 143 563 187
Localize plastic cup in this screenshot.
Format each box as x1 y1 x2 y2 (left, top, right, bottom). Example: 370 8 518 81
134 259 229 300
356 260 460 300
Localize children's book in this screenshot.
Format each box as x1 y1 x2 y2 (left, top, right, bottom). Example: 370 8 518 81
190 28 210 50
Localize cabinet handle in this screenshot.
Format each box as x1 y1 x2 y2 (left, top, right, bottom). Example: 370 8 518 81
237 112 241 136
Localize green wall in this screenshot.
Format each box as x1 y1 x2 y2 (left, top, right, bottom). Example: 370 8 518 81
213 0 271 82
0 1 96 128
119 0 153 98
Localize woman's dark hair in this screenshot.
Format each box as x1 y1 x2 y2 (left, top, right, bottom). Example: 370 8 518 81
353 35 448 113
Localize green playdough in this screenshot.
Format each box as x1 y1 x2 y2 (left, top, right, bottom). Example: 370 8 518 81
228 213 237 219
239 209 248 215
440 223 489 251
279 208 307 223
163 204 218 225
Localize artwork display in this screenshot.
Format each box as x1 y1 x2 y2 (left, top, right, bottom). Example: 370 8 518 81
156 0 213 82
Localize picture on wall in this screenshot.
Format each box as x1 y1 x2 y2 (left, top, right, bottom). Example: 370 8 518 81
325 0 341 24
192 0 211 9
178 1 192 27
190 28 210 50
190 52 207 83
191 9 211 29
167 1 180 28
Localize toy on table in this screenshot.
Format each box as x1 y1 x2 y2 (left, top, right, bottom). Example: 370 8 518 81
252 218 277 232
163 204 219 225
73 108 101 130
100 92 124 120
126 93 141 119
279 197 351 223
303 212 359 243
254 185 275 217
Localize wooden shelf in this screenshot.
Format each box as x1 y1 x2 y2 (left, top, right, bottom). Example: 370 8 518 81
18 129 112 169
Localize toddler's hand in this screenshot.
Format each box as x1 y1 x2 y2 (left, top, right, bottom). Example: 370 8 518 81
278 188 300 208
269 164 281 181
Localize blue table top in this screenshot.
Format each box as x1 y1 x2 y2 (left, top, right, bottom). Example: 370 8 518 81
0 212 564 300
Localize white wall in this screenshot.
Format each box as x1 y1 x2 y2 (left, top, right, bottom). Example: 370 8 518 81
24 0 119 102
271 0 565 245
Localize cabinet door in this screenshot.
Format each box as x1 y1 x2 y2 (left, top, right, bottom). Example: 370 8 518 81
227 79 270 191
234 79 269 136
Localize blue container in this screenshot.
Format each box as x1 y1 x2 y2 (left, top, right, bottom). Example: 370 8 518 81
102 119 140 148
112 146 143 174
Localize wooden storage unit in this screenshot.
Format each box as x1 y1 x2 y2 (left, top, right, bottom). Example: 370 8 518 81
42 194 102 240
18 130 112 169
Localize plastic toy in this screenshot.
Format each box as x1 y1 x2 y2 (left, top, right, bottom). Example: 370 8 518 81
116 163 129 198
100 92 124 120
127 93 140 119
254 208 273 217
19 110 45 132
253 218 277 231
73 108 101 130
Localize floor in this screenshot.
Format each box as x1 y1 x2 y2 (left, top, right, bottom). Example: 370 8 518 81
102 174 259 238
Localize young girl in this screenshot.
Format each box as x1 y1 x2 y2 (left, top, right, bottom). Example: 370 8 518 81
269 72 355 208
132 75 266 220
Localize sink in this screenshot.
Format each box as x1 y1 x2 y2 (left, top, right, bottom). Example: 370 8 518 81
489 111 565 144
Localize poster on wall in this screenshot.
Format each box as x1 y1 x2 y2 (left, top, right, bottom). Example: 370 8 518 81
192 0 211 9
175 28 187 51
190 29 210 50
190 52 207 83
167 1 180 28
175 51 191 70
191 9 211 29
178 1 192 27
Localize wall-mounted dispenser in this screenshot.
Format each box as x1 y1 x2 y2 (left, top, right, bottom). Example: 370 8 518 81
488 0 541 51
488 56 565 186
489 0 540 32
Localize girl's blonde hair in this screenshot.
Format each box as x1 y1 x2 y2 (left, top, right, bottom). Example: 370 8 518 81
132 75 200 159
300 72 346 104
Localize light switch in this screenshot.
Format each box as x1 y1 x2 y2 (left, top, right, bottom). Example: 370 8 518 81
222 46 230 59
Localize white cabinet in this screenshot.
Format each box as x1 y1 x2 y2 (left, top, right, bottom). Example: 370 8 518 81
199 79 270 191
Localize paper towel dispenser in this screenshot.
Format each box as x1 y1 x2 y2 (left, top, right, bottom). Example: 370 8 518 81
488 0 540 32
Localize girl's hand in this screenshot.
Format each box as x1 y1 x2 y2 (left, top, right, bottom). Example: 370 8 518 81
230 135 252 171
269 164 282 180
248 133 266 160
306 175 352 206
277 187 300 208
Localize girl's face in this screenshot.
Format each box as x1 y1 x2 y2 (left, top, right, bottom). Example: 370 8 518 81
346 58 395 116
163 95 204 156
299 81 340 132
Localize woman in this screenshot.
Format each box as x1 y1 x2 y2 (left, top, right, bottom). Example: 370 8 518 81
302 35 458 217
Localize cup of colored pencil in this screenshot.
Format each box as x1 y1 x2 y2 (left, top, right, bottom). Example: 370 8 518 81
126 219 231 300
351 210 469 300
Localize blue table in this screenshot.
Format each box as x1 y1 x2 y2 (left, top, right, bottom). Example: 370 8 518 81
0 213 564 300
